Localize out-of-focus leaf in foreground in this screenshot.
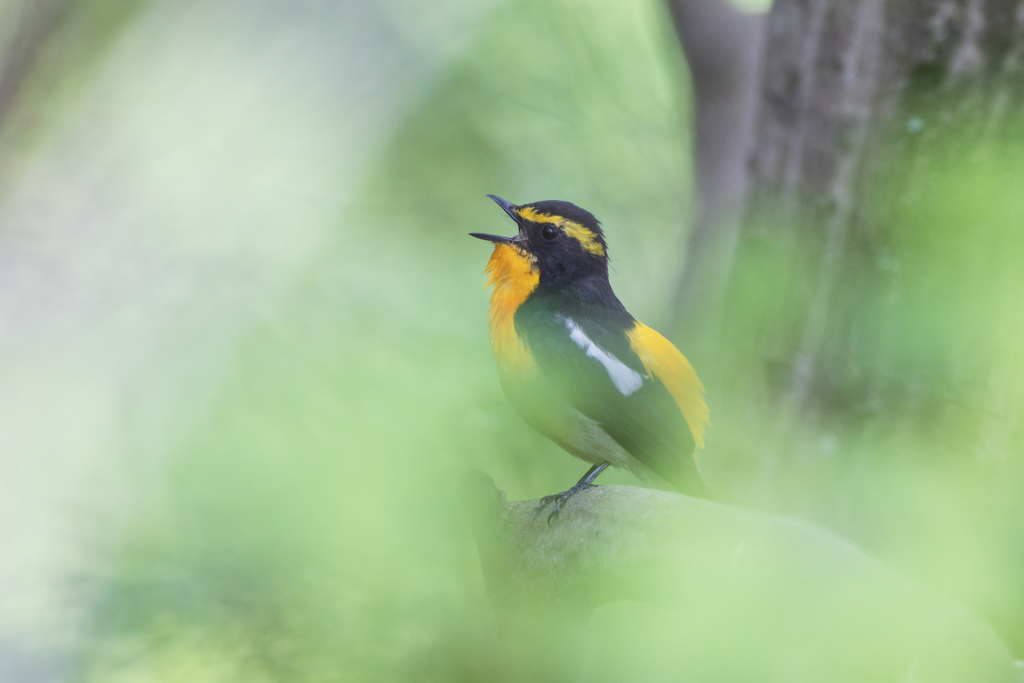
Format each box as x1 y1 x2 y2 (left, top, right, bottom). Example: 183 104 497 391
79 0 692 681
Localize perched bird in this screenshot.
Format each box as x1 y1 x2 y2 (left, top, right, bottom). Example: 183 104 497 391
472 195 710 521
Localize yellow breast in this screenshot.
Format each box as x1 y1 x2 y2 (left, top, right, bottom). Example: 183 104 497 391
483 243 540 375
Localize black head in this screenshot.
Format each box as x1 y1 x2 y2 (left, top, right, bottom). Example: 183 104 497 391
470 195 609 287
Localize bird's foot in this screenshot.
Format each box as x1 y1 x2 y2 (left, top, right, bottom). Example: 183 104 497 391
530 482 599 525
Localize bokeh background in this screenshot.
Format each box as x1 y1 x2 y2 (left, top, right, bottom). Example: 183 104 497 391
0 0 1021 681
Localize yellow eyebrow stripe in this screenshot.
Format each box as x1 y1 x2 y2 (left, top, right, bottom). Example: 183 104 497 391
516 206 606 256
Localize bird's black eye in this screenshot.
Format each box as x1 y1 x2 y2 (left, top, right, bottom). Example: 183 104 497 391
540 225 558 241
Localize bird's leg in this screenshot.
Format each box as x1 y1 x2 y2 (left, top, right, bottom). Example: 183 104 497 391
531 462 610 525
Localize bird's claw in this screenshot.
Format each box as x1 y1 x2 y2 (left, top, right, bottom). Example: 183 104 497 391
529 493 560 524
529 484 597 525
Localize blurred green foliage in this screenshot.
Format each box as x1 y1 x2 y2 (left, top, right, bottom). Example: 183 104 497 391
60 0 1024 680
80 0 696 681
711 128 1024 655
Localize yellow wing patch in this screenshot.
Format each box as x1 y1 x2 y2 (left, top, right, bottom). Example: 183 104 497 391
483 243 540 374
516 206 606 256
626 322 709 448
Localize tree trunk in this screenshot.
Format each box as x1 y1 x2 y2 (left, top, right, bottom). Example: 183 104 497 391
669 0 1024 656
664 0 763 359
724 0 1024 413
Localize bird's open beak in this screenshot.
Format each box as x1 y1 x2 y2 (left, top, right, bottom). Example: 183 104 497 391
486 194 518 221
469 232 516 244
470 195 525 245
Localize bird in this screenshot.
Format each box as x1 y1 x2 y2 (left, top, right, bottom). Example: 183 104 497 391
471 195 710 522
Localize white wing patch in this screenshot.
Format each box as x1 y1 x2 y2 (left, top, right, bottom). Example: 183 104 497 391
563 317 644 396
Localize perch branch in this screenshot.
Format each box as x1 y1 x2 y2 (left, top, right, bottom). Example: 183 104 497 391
463 473 1019 682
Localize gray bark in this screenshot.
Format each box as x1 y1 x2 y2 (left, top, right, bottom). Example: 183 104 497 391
668 0 1024 398
664 0 764 360
731 0 1024 410
465 473 1019 682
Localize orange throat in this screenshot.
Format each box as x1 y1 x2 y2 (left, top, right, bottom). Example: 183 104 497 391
483 243 539 373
